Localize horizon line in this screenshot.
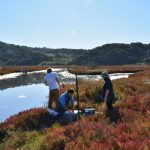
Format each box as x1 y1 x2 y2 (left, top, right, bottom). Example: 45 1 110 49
1 40 150 50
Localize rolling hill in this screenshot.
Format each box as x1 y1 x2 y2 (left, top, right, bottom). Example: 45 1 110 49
0 41 150 66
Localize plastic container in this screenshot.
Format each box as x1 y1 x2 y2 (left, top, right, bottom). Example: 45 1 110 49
82 108 96 116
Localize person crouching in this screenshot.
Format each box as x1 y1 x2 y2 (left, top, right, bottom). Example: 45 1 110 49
56 88 75 115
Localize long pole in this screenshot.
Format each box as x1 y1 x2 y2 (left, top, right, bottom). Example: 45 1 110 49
75 74 80 120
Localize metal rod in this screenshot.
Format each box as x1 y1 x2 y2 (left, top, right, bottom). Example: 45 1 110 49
75 74 80 120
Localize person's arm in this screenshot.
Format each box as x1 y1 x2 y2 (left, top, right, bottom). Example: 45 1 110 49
56 77 60 87
104 89 109 102
55 73 60 87
61 104 67 111
44 76 48 86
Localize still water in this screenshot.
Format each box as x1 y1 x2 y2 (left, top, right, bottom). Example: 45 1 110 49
0 84 48 122
0 68 132 122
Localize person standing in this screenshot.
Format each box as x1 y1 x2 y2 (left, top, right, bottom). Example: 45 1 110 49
101 72 115 111
44 68 60 109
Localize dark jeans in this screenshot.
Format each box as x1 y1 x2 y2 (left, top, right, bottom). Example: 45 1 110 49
106 98 114 111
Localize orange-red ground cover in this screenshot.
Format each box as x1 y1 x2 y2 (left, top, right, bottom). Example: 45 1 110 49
0 67 150 150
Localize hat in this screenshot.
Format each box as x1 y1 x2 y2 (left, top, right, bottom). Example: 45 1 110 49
67 88 75 94
101 72 110 78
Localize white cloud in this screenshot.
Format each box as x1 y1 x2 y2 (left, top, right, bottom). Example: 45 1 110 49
17 94 26 99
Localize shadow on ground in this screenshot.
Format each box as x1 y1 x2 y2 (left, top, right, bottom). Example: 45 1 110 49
105 108 121 123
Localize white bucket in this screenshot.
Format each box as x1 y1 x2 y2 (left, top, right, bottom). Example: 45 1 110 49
64 111 76 123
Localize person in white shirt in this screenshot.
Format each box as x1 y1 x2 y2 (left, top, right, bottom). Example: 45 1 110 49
44 68 60 109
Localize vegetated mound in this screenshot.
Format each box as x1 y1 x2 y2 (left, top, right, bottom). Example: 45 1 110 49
0 108 73 132
28 95 150 149
0 108 57 131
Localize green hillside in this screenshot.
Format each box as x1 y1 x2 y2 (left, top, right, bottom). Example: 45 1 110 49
1 41 150 66
0 41 84 66
72 43 150 65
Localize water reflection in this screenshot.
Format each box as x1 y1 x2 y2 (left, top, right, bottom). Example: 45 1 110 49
0 73 45 90
0 69 75 90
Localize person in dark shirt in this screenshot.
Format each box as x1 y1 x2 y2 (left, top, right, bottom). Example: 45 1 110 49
101 72 115 111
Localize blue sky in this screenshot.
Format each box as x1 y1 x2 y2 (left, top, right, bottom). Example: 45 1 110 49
0 0 150 49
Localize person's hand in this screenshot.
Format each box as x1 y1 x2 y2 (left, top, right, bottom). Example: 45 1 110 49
60 82 65 88
68 110 74 113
